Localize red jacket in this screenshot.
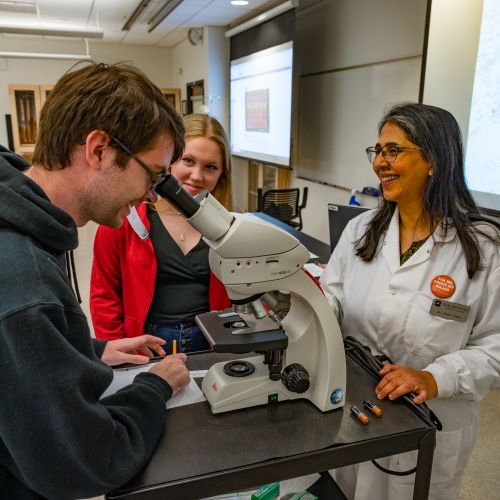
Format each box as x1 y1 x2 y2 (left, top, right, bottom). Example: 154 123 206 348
90 204 231 340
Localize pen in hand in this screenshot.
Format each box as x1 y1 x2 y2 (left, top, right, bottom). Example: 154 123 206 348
172 339 177 355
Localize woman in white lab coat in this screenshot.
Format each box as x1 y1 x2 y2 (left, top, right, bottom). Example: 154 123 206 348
320 103 500 500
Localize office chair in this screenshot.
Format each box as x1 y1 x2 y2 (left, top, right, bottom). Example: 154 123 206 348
257 187 308 231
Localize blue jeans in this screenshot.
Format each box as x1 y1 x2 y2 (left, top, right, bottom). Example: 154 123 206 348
146 321 210 354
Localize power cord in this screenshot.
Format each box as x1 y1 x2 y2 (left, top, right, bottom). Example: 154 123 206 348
344 336 442 477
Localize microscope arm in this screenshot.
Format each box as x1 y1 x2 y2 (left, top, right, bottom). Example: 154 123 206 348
154 175 310 299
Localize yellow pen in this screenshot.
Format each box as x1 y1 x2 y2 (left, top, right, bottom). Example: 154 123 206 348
172 339 177 355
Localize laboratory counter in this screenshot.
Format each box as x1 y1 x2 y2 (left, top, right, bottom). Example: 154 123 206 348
108 351 435 500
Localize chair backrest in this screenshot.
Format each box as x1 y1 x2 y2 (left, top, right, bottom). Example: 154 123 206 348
328 203 369 251
261 188 300 223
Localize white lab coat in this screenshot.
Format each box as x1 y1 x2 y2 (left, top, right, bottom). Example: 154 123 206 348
320 207 500 500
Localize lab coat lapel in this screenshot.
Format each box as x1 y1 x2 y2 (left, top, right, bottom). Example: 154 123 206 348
388 216 457 270
381 208 401 273
401 219 457 269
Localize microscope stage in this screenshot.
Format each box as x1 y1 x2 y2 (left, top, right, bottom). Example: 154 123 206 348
195 310 288 354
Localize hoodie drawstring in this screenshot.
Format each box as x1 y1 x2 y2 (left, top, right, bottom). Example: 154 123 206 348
65 251 82 304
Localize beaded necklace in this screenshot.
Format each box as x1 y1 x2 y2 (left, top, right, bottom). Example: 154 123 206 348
400 236 429 265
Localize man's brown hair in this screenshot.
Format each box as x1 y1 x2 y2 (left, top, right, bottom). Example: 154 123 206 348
33 62 184 169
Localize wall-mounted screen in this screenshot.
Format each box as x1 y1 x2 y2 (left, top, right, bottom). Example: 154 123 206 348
230 41 293 167
465 0 500 215
424 0 500 216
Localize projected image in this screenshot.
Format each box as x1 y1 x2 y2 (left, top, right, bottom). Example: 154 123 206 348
245 89 269 132
230 41 293 167
466 0 500 207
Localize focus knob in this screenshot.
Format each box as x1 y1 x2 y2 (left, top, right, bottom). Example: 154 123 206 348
281 363 310 393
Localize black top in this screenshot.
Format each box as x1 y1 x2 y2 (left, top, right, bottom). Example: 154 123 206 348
0 146 172 499
146 208 210 326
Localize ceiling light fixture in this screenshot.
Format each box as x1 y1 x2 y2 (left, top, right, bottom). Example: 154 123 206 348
231 1 249 5
225 0 297 38
0 51 91 60
122 0 153 31
0 1 37 13
0 37 92 60
0 24 103 39
147 0 183 33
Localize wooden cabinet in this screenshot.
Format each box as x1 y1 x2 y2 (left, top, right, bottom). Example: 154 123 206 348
8 84 52 159
161 88 181 114
186 79 204 114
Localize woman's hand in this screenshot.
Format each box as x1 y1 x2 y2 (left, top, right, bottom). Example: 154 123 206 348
375 364 438 404
101 335 166 366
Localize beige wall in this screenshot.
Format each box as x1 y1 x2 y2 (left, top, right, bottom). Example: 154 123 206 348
0 38 172 146
75 223 98 336
206 26 230 130
170 26 229 129
170 30 209 107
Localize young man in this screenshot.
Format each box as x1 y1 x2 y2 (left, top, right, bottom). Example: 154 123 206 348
0 63 190 499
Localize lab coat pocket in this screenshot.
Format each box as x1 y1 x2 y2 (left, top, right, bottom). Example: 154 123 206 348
432 428 464 485
388 428 463 488
404 292 466 361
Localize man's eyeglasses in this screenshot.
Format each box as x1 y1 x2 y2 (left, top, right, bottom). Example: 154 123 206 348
365 144 421 163
110 136 167 189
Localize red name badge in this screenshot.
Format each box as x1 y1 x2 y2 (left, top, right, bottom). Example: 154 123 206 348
430 275 456 299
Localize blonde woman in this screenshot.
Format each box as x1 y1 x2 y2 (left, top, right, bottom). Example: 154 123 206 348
90 114 232 353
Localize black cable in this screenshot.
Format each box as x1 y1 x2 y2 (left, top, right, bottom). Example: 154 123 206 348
344 336 441 431
344 336 442 477
344 337 384 374
371 459 416 476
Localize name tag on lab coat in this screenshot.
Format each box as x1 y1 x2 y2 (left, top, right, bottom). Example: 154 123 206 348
429 299 471 322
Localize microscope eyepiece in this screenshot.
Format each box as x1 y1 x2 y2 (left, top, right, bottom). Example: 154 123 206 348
154 174 200 218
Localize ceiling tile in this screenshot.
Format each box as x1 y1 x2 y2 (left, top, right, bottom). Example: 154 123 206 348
0 0 284 47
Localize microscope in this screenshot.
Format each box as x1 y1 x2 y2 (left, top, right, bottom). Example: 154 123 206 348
155 176 346 414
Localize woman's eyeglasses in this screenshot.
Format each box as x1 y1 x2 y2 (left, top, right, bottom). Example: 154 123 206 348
365 144 421 163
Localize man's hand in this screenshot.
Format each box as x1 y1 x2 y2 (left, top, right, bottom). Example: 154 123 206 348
375 364 438 404
149 354 190 396
101 335 166 366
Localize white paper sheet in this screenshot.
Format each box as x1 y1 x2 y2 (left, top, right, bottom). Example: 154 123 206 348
101 365 206 408
304 262 324 278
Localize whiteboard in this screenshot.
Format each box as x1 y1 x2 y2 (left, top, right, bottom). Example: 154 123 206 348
296 57 422 190
464 0 500 212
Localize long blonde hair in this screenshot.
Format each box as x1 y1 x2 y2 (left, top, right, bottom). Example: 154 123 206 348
182 114 233 210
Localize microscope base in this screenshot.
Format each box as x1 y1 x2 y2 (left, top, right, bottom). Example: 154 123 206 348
201 355 342 413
